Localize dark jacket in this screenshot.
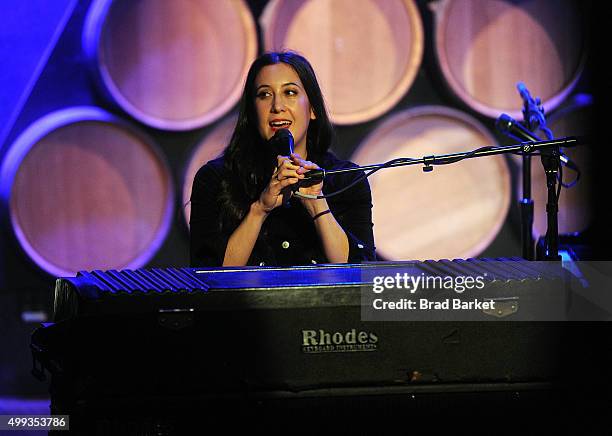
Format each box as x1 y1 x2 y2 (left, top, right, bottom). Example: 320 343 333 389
189 152 376 267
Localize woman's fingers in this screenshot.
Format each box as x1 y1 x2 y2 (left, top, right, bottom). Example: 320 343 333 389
260 177 298 211
268 166 299 193
277 155 300 170
279 177 299 189
290 153 319 170
263 154 322 210
276 168 304 180
273 153 320 185
274 155 303 182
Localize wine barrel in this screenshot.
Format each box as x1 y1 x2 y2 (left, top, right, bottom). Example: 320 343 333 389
83 0 257 131
432 0 588 119
182 115 237 226
0 107 174 276
351 106 510 261
261 0 424 125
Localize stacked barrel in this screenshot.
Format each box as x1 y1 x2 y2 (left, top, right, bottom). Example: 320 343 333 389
0 0 590 276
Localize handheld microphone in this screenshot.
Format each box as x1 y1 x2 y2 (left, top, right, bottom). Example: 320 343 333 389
268 128 327 188
268 129 295 206
268 128 294 156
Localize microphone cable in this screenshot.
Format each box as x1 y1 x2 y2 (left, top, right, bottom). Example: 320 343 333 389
294 145 499 200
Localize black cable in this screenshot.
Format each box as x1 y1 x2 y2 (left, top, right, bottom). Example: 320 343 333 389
306 156 420 200
557 162 562 202
307 146 496 200
510 151 580 188
306 142 578 201
559 155 581 188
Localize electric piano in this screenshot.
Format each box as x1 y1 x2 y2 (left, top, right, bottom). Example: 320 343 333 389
31 258 591 427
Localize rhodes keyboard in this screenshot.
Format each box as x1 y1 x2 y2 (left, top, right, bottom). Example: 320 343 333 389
52 257 569 322
32 258 580 420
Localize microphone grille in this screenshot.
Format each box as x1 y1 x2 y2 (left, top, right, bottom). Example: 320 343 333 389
273 128 292 140
495 113 513 132
269 128 294 155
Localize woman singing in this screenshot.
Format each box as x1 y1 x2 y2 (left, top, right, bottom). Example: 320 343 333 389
190 51 375 267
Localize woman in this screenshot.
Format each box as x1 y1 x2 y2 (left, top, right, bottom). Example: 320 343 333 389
190 51 375 267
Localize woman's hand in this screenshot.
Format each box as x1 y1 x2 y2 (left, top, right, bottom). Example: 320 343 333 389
289 153 327 216
291 153 323 196
289 153 348 262
256 155 304 213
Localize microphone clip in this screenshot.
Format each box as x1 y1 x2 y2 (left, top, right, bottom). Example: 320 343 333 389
522 143 534 154
422 155 435 172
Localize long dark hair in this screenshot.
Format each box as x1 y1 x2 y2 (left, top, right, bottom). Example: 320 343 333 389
218 51 335 231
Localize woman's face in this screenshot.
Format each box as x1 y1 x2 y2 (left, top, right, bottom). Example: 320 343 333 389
254 63 316 155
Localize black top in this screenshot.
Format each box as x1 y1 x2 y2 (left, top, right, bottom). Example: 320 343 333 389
189 152 376 267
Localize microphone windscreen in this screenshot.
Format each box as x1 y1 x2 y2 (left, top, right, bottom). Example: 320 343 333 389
268 128 294 155
495 113 514 134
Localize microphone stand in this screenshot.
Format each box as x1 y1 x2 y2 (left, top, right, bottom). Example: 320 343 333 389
539 143 562 260
518 84 540 261
510 127 561 261
521 151 535 260
305 137 582 260
517 83 559 261
496 117 560 261
309 137 579 177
